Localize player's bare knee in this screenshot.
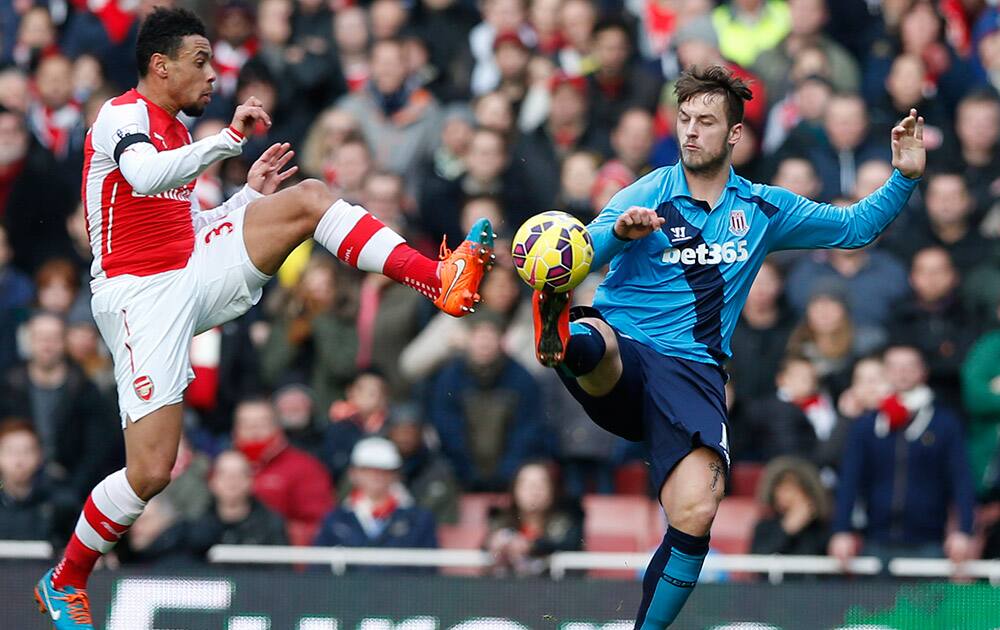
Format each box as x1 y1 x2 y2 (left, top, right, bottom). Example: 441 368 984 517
670 495 719 534
293 178 335 224
576 317 618 352
128 459 175 499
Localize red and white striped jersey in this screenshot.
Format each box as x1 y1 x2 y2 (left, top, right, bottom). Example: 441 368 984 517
83 89 245 279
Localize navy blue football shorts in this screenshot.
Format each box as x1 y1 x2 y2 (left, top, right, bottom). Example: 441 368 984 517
557 307 731 494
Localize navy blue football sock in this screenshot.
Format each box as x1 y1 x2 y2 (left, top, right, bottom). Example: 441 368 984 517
634 526 710 629
560 321 606 376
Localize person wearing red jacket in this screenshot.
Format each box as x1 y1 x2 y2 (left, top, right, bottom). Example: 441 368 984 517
231 396 334 543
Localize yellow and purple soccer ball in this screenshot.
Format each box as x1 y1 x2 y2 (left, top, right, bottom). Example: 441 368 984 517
511 211 594 293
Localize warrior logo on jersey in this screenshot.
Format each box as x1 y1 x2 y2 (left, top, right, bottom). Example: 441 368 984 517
133 375 154 401
729 209 749 237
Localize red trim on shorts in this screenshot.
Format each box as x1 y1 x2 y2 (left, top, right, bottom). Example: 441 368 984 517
122 309 135 374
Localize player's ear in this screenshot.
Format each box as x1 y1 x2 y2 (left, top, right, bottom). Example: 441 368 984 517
728 122 743 148
150 52 169 79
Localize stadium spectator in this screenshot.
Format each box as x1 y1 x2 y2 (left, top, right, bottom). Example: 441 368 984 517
331 6 371 93
187 318 262 438
383 403 460 524
186 450 288 557
336 38 443 185
272 384 325 462
0 224 32 370
933 89 1000 216
33 259 79 318
409 0 478 102
514 72 609 210
962 304 1000 498
836 355 892 423
400 265 532 382
299 107 362 184
751 0 859 100
0 106 78 275
491 30 533 110
353 271 427 399
324 370 392 481
829 345 975 569
807 93 890 201
64 309 114 396
785 245 908 330
973 7 1000 94
737 356 820 463
889 247 976 410
545 367 621 497
0 419 76 543
0 312 119 501
605 108 656 181
729 259 796 405
887 171 992 274
750 456 830 559
557 150 601 221
371 0 409 41
9 6 59 71
470 0 533 95
786 289 886 398
485 460 583 576
558 0 596 76
314 436 438 562
420 127 538 245
870 54 949 154
117 496 192 567
585 18 662 135
210 1 257 99
0 67 30 113
711 0 791 68
763 70 834 159
261 255 359 412
159 433 212 522
231 397 334 540
326 133 373 205
28 54 86 171
429 310 546 490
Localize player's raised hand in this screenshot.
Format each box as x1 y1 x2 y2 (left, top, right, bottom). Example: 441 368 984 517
230 96 272 137
248 142 298 195
613 206 666 240
891 108 925 180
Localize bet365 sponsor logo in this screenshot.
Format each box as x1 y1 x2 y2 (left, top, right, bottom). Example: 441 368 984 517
661 240 749 265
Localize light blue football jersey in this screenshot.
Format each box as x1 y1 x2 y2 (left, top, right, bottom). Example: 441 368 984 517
587 163 918 366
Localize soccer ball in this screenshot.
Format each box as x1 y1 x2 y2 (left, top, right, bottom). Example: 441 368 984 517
511 211 594 293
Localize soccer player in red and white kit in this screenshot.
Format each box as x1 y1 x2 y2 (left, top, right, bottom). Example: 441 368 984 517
33 9 495 628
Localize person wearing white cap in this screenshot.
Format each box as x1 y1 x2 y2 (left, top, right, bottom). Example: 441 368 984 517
312 437 438 564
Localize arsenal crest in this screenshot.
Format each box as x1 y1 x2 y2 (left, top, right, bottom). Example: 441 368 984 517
133 375 154 401
729 209 749 237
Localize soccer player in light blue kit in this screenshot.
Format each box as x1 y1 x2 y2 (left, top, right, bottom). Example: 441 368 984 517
530 66 926 628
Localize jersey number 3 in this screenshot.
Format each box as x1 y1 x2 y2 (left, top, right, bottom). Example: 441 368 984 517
204 222 234 244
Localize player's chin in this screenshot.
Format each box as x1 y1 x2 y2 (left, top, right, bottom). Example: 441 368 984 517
181 103 207 117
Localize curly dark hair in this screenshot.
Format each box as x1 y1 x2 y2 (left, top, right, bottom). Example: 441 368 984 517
674 65 753 128
135 7 207 78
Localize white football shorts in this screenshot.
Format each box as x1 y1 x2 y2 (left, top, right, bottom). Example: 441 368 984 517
91 205 270 427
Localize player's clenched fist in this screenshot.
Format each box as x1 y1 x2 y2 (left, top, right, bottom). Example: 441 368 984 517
613 206 666 241
230 96 272 137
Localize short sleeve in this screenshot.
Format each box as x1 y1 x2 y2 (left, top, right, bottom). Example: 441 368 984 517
91 100 152 164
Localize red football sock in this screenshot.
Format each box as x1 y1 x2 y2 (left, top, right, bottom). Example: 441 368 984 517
382 243 440 300
51 533 103 590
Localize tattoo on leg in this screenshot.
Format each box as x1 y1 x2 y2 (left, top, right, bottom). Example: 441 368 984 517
709 462 723 493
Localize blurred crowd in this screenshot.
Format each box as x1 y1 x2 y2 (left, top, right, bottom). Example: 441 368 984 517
0 0 999 577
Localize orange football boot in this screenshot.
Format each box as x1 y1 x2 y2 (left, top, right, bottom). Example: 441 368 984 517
532 289 571 367
433 218 496 317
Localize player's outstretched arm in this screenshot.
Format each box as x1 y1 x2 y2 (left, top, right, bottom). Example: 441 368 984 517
766 110 925 252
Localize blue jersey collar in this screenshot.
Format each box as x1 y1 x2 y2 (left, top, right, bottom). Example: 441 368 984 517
662 162 746 210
